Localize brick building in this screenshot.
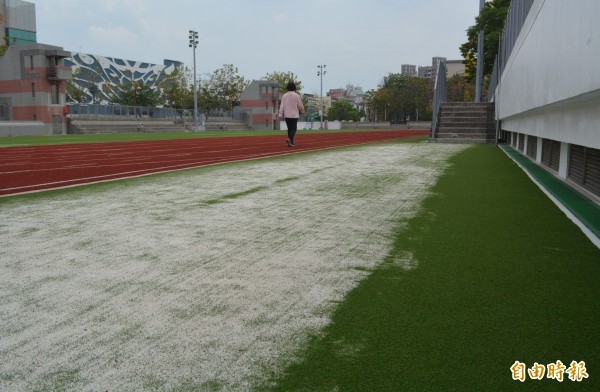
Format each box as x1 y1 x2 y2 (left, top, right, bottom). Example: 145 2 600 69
238 80 280 130
0 0 72 135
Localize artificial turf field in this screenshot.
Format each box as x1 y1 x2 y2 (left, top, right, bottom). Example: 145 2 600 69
266 145 600 391
1 133 598 390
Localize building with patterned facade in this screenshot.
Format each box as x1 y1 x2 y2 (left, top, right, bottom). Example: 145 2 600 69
0 0 183 135
64 53 183 104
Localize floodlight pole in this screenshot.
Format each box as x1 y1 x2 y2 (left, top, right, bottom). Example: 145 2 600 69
189 30 199 130
317 64 326 130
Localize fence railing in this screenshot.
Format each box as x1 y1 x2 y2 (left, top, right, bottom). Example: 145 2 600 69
67 103 185 120
66 104 250 123
431 59 447 139
488 0 535 102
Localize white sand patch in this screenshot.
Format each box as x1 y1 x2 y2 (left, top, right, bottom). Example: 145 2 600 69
0 143 466 390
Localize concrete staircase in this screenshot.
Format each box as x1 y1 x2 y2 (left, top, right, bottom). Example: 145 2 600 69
431 102 496 144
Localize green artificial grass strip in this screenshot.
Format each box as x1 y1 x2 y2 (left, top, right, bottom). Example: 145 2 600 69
500 145 600 239
0 130 282 146
266 145 600 391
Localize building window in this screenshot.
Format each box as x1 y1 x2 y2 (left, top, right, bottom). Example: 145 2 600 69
31 83 36 97
51 84 59 105
30 55 34 69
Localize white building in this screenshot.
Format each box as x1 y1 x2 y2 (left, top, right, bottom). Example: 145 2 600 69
494 0 600 200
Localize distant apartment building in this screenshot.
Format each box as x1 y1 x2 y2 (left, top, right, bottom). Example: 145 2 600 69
327 88 344 101
417 65 433 78
401 64 417 76
305 94 331 116
446 59 465 78
345 84 364 98
416 57 463 79
418 57 446 79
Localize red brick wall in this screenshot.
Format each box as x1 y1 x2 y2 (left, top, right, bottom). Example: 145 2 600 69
252 113 275 128
240 99 271 109
12 106 63 123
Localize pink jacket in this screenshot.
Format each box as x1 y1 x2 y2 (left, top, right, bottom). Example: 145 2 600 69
279 91 304 119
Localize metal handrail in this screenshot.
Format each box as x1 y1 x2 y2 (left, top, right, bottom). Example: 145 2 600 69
67 103 184 120
431 59 447 139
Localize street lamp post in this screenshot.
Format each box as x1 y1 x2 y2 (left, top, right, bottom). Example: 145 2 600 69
189 30 199 130
317 64 326 130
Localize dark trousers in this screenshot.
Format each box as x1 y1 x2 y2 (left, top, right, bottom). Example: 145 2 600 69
285 118 298 143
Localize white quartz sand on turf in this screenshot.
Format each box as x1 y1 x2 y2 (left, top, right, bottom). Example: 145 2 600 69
0 143 466 390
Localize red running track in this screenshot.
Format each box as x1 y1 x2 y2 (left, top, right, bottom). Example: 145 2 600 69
0 130 428 196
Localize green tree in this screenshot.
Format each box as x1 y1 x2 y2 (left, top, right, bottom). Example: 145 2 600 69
109 81 162 107
262 71 303 93
447 74 476 102
365 88 391 122
0 38 9 58
66 68 86 103
379 74 432 122
460 0 511 81
328 99 360 122
157 66 194 109
203 64 248 111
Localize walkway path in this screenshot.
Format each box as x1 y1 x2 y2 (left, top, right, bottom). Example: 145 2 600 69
500 144 600 247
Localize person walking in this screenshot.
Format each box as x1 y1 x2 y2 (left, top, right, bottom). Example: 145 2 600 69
279 81 304 147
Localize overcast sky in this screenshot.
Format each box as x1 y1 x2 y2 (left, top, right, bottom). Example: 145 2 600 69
28 0 479 94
